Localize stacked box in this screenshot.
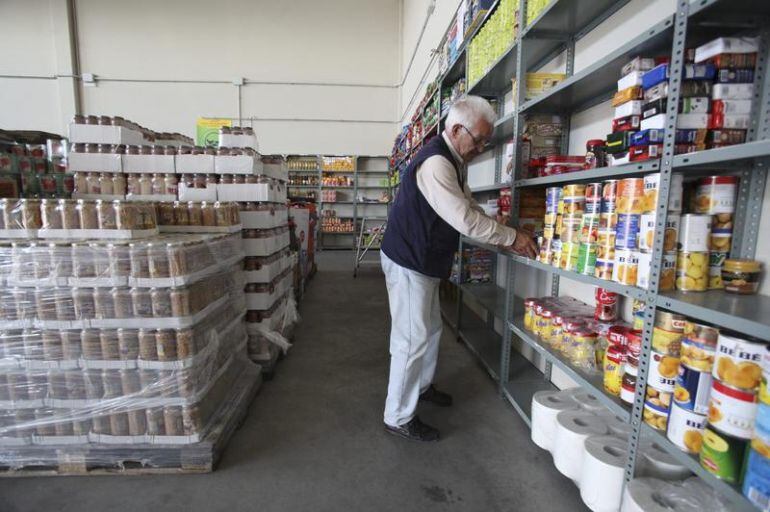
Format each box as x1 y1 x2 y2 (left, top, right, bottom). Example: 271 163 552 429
522 115 564 178
695 37 759 149
608 56 656 166
0 138 72 198
0 216 255 452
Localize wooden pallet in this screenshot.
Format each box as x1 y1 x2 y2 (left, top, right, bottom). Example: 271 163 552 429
0 363 262 477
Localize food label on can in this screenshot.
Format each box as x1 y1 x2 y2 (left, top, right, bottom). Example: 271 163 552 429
594 259 614 280
666 402 706 454
576 243 597 275
743 448 770 510
714 333 764 390
700 425 748 484
585 198 602 216
708 379 759 439
762 347 770 406
615 214 640 249
643 399 670 431
755 403 770 447
612 250 639 285
681 337 716 372
652 326 683 356
674 365 712 414
639 213 657 253
648 350 679 392
618 178 645 214
660 254 677 291
696 179 737 214
678 214 712 252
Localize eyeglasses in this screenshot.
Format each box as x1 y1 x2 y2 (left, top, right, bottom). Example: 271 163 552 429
460 125 492 151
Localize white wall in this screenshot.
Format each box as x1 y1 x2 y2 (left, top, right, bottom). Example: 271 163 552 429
0 0 400 155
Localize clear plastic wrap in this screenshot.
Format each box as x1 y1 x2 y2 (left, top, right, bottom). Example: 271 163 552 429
156 201 241 233
622 477 731 511
0 226 253 469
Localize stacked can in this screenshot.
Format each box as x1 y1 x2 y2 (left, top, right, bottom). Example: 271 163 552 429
636 173 683 290
643 311 686 431
559 184 585 272
612 178 644 285
667 320 718 454
675 213 712 292
695 176 738 290
700 331 764 484
538 186 561 264
594 180 618 280
575 183 602 275
744 346 770 508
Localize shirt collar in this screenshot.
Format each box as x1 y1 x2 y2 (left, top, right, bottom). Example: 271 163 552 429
442 131 464 168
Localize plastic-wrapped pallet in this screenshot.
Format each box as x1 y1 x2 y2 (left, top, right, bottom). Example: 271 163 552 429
0 205 260 474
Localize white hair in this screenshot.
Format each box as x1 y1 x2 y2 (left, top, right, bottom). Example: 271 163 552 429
445 95 497 130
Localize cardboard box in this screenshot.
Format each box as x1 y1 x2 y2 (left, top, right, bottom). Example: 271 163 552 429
615 101 643 119
177 182 218 202
214 154 264 175
261 156 288 181
241 208 289 230
219 133 259 150
68 151 123 173
175 154 215 174
618 71 645 91
218 182 285 203
68 124 145 145
122 154 176 174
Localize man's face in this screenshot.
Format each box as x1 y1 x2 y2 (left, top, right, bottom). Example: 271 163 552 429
450 118 493 163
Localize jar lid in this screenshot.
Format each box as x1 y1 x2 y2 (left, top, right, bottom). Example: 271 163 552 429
724 258 760 272
587 139 605 146
524 297 538 307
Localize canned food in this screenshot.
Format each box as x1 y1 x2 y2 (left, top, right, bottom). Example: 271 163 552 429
648 350 679 392
595 259 614 280
712 212 733 231
743 447 770 509
674 365 712 414
580 214 600 243
714 332 763 390
639 213 680 253
563 184 586 198
700 424 748 483
696 176 738 214
660 253 677 291
708 379 759 439
709 229 732 253
617 178 645 214
676 251 709 292
600 212 618 229
666 402 706 454
576 243 597 275
655 311 686 333
545 187 562 214
594 288 618 322
615 213 640 249
602 180 618 214
612 249 639 285
762 347 770 406
678 214 712 252
709 264 725 290
681 336 718 374
585 197 602 216
560 215 582 242
560 241 580 272
642 173 684 213
755 404 770 449
603 345 626 396
643 397 670 431
652 326 683 356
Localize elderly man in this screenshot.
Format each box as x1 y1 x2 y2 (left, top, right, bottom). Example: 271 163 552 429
381 95 537 442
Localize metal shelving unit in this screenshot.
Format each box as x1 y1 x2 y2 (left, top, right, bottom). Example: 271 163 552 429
431 0 770 510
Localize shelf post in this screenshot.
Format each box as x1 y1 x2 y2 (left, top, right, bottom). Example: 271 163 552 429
625 0 690 486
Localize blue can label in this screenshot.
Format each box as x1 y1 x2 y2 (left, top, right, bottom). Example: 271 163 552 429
743 447 770 510
615 214 640 249
674 365 712 415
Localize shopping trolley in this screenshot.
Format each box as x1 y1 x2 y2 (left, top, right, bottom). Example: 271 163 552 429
353 216 387 277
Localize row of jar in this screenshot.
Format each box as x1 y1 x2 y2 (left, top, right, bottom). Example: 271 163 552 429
70 143 259 158
0 271 234 322
3 234 242 283
1 403 206 438
71 115 193 142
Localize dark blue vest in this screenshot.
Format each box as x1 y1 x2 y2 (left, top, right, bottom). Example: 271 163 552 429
382 135 464 278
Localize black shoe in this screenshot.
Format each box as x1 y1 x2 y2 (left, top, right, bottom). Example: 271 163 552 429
419 385 453 407
384 416 440 442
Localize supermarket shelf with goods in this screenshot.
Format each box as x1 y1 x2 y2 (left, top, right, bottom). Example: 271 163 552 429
420 0 770 510
287 155 390 250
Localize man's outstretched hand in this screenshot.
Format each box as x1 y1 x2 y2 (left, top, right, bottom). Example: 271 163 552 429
503 230 537 259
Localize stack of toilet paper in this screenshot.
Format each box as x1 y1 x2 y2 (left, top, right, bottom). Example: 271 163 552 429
531 389 693 512
622 477 731 512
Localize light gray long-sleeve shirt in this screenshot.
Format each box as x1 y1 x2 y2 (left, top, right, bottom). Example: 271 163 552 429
414 132 518 246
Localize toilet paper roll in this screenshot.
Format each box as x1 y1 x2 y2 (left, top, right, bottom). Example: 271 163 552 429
637 440 692 480
595 411 632 438
571 390 607 413
531 390 580 451
621 477 731 512
621 478 672 512
581 435 628 512
553 410 609 483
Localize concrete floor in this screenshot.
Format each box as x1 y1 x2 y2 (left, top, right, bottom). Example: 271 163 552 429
0 252 584 512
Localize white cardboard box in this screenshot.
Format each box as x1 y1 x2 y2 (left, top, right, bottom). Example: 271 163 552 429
218 182 283 202
175 154 215 174
177 183 218 202
122 154 176 174
641 113 708 131
68 152 123 173
215 154 264 175
219 133 259 150
240 208 289 229
68 124 146 145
